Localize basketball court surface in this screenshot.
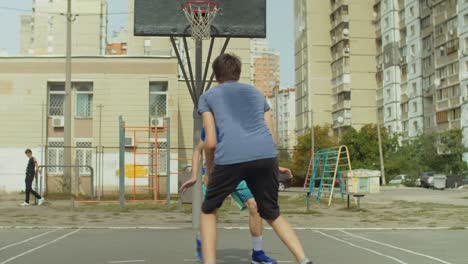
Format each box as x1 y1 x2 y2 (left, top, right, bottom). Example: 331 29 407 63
1 226 466 264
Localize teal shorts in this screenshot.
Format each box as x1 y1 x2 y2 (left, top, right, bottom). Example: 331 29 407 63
202 179 254 211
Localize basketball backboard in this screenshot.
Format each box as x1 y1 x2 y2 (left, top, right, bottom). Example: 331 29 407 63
134 0 266 38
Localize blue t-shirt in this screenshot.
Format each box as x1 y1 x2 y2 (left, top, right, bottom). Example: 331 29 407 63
198 82 277 165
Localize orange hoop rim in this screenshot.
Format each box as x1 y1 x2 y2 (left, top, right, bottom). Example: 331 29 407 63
181 0 219 14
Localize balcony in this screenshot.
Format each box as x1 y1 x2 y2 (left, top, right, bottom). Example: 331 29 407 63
434 11 447 25
401 111 408 120
331 0 348 12
332 100 351 111
375 23 382 37
436 97 461 111
450 120 461 129
424 84 435 97
330 6 350 29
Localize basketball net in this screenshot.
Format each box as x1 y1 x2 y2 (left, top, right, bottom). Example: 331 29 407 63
182 1 219 40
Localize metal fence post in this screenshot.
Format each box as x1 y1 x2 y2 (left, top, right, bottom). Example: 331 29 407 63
165 117 171 209
119 116 125 209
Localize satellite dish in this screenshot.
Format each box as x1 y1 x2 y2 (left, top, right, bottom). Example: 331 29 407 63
337 116 344 124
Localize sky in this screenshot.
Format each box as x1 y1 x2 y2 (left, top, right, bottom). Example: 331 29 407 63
0 0 294 87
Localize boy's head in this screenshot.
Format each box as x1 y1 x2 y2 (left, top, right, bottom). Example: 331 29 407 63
25 149 32 157
212 53 242 83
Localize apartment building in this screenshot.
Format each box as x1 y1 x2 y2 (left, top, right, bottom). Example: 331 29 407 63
20 0 107 56
250 39 280 97
374 0 468 144
269 87 297 149
295 0 377 135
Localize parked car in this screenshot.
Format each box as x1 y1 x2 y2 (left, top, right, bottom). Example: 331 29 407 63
420 172 435 188
389 174 407 185
278 169 293 192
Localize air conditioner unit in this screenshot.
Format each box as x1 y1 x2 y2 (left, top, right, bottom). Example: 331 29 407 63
52 116 64 128
124 137 134 147
448 29 454 35
150 117 164 128
344 47 350 54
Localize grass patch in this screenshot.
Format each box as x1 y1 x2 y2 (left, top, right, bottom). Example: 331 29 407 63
282 210 322 215
339 207 369 213
449 226 466 230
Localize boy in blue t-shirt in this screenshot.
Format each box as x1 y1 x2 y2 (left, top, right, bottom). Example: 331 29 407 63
180 128 292 263
197 53 312 264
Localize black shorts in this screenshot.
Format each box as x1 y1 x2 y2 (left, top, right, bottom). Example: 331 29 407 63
202 157 280 220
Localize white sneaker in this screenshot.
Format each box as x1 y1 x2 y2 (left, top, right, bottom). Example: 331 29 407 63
38 198 45 206
20 202 29 207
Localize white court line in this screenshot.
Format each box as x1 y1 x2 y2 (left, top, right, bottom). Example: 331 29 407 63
341 230 454 264
183 260 292 263
0 229 58 251
0 229 80 264
107 260 146 263
313 230 408 264
1 225 466 231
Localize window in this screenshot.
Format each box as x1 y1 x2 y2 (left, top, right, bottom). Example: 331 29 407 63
387 107 391 117
384 17 389 29
421 16 431 30
75 83 93 118
409 6 415 17
385 70 390 81
465 14 468 26
48 83 65 116
403 121 408 131
411 63 416 74
386 89 391 98
412 82 417 95
451 108 461 120
384 0 388 10
438 89 443 100
465 61 468 73
437 111 448 123
410 45 416 56
413 102 418 112
150 82 168 117
413 121 419 131
465 37 468 53
76 141 92 175
410 25 415 36
47 139 64 174
385 34 390 43
401 103 408 113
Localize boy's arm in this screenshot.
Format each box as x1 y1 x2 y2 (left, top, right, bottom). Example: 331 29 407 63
202 112 217 179
34 158 41 175
179 140 205 193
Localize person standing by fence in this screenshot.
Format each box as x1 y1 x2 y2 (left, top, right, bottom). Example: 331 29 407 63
21 149 45 206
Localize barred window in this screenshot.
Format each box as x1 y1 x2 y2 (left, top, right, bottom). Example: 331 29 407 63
149 140 168 176
149 82 168 118
76 83 93 118
47 140 64 174
76 141 92 175
48 83 65 116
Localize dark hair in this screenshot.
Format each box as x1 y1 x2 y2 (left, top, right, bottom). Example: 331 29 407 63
212 53 242 82
25 149 32 154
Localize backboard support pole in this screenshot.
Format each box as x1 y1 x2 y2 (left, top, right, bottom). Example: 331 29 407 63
205 37 231 92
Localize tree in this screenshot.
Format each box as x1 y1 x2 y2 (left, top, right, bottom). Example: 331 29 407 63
339 124 398 171
291 125 338 182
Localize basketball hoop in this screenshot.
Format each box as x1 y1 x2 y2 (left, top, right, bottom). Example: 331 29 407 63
182 1 219 40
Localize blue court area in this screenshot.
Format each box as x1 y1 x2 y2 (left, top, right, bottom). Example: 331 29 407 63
0 227 466 264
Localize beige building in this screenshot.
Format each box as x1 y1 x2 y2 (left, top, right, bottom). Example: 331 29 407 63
295 0 377 135
21 0 107 56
